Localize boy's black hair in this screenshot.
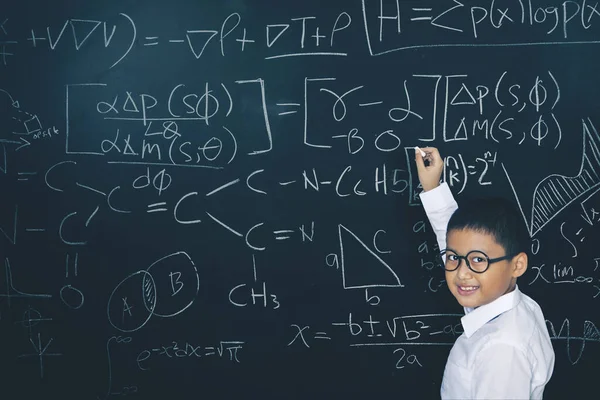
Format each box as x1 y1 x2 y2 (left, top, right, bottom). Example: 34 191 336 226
447 197 530 257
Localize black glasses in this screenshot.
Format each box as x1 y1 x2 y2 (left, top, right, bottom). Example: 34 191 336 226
439 249 516 274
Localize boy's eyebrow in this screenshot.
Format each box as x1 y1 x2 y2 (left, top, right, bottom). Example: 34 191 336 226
443 248 489 255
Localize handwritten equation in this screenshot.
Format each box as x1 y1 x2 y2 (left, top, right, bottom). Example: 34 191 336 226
60 72 562 163
1 1 600 68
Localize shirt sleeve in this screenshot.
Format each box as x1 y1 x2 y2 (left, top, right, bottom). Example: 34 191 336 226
419 183 458 253
472 342 533 400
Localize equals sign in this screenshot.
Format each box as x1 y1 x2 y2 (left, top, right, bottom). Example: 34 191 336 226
204 346 216 356
147 202 167 213
411 8 433 21
273 230 294 240
17 171 36 181
276 103 300 116
144 36 159 46
314 332 331 340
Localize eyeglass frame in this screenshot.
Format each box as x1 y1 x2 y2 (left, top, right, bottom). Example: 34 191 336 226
439 249 517 274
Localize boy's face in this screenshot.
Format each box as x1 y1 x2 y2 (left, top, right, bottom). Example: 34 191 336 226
445 228 526 308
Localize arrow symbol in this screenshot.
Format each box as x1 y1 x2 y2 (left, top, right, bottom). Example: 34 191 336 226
0 88 19 108
15 137 30 151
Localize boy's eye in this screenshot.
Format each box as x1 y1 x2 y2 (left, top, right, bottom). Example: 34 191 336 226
471 256 485 263
447 254 459 261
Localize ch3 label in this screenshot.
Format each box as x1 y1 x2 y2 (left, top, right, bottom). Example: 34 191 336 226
228 281 280 310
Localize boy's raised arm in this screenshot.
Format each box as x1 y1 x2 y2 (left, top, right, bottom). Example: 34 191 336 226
414 147 458 253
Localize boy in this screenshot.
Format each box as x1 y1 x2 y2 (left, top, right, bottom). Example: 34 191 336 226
414 147 555 399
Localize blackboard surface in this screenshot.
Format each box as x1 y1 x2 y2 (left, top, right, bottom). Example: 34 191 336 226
1 1 599 399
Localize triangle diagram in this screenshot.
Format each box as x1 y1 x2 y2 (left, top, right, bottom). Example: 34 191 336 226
338 224 402 289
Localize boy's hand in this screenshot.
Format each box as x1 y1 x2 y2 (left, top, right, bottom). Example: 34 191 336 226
415 147 444 192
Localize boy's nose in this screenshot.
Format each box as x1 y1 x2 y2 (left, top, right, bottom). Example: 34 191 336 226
456 259 473 279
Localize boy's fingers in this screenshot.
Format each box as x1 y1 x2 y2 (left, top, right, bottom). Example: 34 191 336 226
415 148 426 169
418 147 441 160
428 147 442 162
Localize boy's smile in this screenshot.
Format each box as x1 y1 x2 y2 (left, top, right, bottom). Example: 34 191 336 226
445 228 526 308
456 285 480 296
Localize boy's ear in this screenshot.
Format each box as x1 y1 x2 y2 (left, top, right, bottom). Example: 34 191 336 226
511 252 528 278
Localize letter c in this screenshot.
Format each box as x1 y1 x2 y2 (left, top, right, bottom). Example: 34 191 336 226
229 284 247 307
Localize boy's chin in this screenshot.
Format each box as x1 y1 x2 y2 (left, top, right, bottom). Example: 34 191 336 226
452 293 482 308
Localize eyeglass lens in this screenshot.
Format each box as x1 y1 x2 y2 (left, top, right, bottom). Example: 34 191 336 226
443 250 489 272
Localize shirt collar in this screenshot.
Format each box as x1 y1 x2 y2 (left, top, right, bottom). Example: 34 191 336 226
460 285 522 338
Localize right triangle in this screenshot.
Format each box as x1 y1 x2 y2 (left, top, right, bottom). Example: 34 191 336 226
338 224 403 289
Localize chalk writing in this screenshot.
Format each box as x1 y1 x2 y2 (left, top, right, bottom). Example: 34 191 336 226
136 340 245 369
2 2 599 398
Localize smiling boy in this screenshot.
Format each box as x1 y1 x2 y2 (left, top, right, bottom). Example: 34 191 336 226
415 147 555 399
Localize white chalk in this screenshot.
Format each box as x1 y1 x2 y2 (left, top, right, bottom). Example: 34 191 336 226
414 146 426 157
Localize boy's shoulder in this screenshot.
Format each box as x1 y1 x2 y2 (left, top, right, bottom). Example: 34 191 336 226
448 289 554 373
479 290 549 350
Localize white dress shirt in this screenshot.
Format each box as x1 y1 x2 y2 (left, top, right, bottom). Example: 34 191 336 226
420 183 555 399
